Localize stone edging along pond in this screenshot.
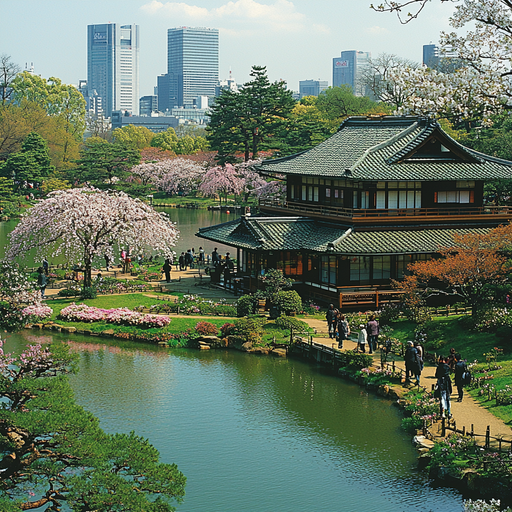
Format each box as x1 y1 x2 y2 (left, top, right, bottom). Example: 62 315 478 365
27 321 510 505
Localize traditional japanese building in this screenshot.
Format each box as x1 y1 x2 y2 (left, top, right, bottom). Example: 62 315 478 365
197 116 512 306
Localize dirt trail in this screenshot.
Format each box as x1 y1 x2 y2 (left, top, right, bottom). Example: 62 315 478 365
303 317 512 441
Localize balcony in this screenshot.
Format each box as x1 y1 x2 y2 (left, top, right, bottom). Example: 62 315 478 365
258 199 512 226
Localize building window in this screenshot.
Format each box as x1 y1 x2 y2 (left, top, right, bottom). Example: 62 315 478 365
435 190 475 203
373 256 391 280
320 255 337 285
349 256 370 283
277 252 303 276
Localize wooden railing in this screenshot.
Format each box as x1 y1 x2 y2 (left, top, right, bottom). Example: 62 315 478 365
259 199 512 220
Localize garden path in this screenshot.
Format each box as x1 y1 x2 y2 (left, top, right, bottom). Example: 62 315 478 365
302 317 512 442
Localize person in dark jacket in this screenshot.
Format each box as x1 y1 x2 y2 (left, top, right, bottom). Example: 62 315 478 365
325 304 338 339
453 355 468 402
178 252 186 271
404 341 421 385
336 313 350 349
212 248 220 267
162 259 172 283
366 315 379 354
435 356 453 419
37 267 48 299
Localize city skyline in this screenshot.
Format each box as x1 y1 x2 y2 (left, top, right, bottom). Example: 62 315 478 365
0 0 455 97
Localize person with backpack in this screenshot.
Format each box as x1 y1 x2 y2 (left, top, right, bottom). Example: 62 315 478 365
404 341 422 386
454 354 469 402
336 313 350 349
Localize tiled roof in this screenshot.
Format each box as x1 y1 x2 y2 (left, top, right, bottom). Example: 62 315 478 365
196 215 490 255
257 116 512 181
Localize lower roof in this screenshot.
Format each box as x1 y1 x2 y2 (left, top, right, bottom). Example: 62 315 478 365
196 215 490 255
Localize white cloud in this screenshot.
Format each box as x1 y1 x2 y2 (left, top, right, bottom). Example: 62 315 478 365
365 25 390 35
141 0 319 33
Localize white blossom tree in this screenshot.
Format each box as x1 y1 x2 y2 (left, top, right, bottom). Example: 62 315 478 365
6 188 179 287
374 0 512 125
129 158 206 195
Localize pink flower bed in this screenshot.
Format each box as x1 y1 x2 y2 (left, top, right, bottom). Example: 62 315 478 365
59 303 171 328
22 305 53 321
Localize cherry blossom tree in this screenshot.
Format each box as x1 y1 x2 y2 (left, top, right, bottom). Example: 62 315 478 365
6 188 179 288
155 159 205 195
255 180 287 201
0 260 52 332
129 158 206 195
374 0 512 125
198 164 245 205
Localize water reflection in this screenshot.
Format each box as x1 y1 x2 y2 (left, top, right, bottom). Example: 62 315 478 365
4 332 464 512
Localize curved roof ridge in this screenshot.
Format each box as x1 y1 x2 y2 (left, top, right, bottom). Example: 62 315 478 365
385 121 439 164
349 121 421 171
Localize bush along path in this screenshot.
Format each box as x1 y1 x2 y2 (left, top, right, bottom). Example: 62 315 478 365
298 315 512 505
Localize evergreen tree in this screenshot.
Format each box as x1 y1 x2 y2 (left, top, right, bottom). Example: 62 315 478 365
207 65 296 163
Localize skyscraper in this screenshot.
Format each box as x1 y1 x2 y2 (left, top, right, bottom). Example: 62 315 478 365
332 50 371 96
299 79 328 98
166 27 219 108
87 23 140 117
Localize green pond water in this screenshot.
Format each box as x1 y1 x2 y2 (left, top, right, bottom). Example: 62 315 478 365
4 331 465 512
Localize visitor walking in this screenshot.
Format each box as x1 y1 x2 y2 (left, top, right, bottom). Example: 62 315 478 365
326 304 338 339
223 255 234 287
454 355 468 402
185 250 194 269
178 252 186 271
404 341 421 385
198 247 205 264
42 257 49 276
37 267 48 299
104 254 110 272
336 313 350 349
435 356 453 419
366 315 379 354
357 324 368 353
162 258 172 283
414 341 424 372
212 248 220 267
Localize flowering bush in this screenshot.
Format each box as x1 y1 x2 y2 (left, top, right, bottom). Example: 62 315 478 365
21 305 53 322
195 321 218 336
59 303 171 328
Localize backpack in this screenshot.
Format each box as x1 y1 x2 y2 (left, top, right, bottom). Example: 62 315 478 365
462 369 471 385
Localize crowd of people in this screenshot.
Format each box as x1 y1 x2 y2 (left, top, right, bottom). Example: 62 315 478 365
325 306 471 422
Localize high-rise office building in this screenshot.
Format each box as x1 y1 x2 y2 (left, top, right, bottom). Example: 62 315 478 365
87 23 140 117
299 79 328 98
166 27 219 108
332 50 371 97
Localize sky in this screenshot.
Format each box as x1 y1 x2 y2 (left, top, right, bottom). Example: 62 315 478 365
0 0 456 97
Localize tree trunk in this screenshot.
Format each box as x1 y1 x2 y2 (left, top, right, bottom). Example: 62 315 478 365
84 258 92 288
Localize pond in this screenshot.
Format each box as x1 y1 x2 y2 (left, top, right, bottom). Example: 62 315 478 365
4 331 465 512
0 208 239 266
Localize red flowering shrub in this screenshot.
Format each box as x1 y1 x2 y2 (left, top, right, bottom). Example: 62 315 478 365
220 322 235 337
195 321 218 336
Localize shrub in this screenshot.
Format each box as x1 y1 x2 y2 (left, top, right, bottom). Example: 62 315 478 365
58 288 79 297
213 304 237 316
274 316 309 332
274 290 302 315
337 350 373 370
220 322 235 337
80 286 97 300
378 304 402 325
195 321 218 336
237 294 258 317
234 317 265 344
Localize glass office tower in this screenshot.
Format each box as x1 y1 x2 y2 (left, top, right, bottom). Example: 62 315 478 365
332 50 370 97
87 23 140 117
167 27 219 108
